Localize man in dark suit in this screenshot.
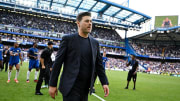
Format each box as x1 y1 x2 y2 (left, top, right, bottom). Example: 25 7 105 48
49 12 109 101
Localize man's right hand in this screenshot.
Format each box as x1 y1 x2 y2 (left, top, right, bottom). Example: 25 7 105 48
15 53 19 56
49 86 58 99
34 56 38 60
42 65 45 69
126 59 129 63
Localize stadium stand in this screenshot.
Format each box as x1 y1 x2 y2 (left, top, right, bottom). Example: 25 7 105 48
0 9 122 46
0 0 179 76
0 34 126 55
128 27 180 75
131 42 180 58
138 59 180 74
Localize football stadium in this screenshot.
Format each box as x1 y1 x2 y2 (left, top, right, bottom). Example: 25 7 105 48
0 0 180 101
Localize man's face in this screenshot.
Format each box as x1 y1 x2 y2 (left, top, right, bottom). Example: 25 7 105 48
49 45 53 49
34 43 37 48
103 52 106 57
131 55 135 60
165 18 169 21
14 43 19 48
77 16 92 34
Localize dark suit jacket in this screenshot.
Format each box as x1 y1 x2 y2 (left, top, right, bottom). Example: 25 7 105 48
49 33 109 96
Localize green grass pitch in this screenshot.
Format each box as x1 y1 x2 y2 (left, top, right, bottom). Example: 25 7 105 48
0 62 180 101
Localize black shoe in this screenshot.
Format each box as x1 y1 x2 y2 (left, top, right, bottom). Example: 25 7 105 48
124 87 128 89
92 88 95 93
133 88 136 90
35 92 43 95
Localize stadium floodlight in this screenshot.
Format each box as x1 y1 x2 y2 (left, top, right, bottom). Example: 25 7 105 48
136 29 140 31
150 33 152 37
157 31 161 33
59 13 62 17
10 10 15 12
28 8 32 11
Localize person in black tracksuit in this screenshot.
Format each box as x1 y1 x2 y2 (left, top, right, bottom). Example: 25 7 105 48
35 41 54 95
3 46 10 72
125 54 139 90
41 51 56 89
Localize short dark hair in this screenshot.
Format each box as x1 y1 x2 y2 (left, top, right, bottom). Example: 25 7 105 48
14 42 18 45
131 54 136 58
33 42 37 46
76 12 91 22
48 41 53 45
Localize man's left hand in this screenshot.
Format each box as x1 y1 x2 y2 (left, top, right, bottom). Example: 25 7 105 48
50 68 52 72
103 85 109 97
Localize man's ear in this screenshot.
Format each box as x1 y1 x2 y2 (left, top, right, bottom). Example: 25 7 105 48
76 21 80 28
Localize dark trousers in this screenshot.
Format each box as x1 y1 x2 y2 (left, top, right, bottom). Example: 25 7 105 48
3 60 9 72
63 86 88 101
36 67 50 92
0 60 3 70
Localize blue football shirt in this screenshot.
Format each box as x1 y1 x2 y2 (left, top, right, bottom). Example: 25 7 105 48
102 57 108 68
9 47 21 63
28 47 38 60
0 44 3 60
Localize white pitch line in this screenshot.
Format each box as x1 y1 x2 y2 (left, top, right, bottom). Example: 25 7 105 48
92 93 106 101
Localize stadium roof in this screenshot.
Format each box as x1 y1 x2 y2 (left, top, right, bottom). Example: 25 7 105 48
129 26 180 45
0 0 151 29
49 0 151 24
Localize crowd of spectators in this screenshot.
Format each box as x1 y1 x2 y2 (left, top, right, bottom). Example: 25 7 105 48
139 59 180 74
0 10 122 46
107 58 127 70
1 34 61 46
100 47 126 56
106 58 180 75
1 34 125 55
3 43 180 75
131 42 180 58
